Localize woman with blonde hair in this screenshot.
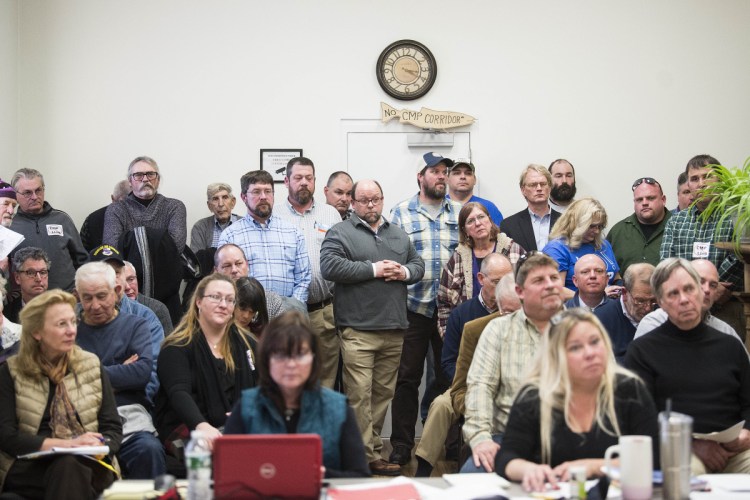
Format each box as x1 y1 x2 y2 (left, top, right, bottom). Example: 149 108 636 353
437 201 525 335
155 273 257 458
542 197 621 298
0 290 122 499
496 308 657 492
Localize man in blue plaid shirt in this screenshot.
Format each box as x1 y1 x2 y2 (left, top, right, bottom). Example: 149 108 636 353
659 154 745 336
387 152 461 466
218 170 311 304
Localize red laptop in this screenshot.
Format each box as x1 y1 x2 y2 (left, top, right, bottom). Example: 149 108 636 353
213 434 322 499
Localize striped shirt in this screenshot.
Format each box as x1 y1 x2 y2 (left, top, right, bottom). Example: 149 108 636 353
659 206 744 289
390 194 461 317
463 309 547 448
218 213 311 303
275 198 341 304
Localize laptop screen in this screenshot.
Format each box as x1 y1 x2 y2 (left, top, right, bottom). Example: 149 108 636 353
213 434 322 500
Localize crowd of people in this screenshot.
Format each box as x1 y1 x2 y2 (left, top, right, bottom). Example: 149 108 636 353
0 151 748 497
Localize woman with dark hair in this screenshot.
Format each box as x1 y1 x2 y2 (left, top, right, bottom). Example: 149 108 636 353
0 290 122 499
496 308 658 492
234 277 271 336
437 201 525 335
155 273 257 455
224 311 370 478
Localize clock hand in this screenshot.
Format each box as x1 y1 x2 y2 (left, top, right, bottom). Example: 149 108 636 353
400 67 419 76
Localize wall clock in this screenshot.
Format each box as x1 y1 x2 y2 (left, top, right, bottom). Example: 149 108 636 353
376 40 437 101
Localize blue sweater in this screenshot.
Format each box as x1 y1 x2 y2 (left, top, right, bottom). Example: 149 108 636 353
76 312 153 408
593 298 635 364
441 295 492 382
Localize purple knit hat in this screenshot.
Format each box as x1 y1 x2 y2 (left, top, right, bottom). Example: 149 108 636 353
0 180 15 200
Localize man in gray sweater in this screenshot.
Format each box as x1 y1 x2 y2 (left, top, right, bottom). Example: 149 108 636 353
320 179 424 476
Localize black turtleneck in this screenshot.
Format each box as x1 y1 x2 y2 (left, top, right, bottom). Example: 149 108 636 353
625 319 750 434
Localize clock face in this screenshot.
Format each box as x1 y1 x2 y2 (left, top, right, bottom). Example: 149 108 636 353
376 40 437 101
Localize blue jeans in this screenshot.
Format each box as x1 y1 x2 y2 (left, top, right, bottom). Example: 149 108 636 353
118 431 166 479
460 433 504 473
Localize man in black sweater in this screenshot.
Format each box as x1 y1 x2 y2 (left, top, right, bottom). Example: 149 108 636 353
625 258 750 474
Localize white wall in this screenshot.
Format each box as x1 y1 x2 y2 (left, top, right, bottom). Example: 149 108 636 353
8 0 750 234
0 0 18 174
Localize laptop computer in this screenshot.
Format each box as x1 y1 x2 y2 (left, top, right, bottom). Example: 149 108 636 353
213 434 322 499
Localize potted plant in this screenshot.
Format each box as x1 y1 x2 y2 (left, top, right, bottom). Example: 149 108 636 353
697 156 750 254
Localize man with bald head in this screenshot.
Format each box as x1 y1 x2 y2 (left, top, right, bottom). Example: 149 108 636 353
324 171 354 219
565 254 609 311
321 179 425 476
635 259 745 344
594 262 656 362
81 179 131 252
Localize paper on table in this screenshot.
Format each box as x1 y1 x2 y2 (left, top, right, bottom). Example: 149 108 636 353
0 225 24 260
18 445 109 459
697 474 750 492
693 420 745 443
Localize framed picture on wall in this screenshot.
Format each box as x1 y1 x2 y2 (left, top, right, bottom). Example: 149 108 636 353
260 149 303 183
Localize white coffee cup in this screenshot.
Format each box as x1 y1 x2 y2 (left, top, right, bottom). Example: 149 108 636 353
604 435 653 500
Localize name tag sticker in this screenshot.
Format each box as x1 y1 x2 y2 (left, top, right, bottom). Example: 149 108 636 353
693 242 710 259
46 224 64 237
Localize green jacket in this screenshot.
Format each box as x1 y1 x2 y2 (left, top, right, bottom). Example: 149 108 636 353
607 209 672 273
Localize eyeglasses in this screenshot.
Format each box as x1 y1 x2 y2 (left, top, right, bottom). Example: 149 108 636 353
354 197 382 206
18 269 49 278
202 294 236 306
588 223 605 231
630 296 657 308
17 187 44 198
270 351 314 364
631 177 661 191
247 188 274 198
465 213 488 226
524 181 549 189
130 171 159 181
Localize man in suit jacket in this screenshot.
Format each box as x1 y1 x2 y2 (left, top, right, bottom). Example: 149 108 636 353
499 164 561 251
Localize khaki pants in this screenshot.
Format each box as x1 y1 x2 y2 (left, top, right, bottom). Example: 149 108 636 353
691 447 750 475
341 327 403 462
308 303 339 389
415 389 457 466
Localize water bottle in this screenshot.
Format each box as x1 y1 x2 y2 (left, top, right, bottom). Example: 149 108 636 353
185 430 212 500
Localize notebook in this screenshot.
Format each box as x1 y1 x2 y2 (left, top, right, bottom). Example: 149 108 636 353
213 434 322 499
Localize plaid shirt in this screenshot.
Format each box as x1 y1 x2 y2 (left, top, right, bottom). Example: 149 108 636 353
391 194 461 317
436 235 525 336
218 213 311 302
463 308 546 449
660 206 744 289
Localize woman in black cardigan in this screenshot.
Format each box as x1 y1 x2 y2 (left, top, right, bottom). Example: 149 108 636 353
155 274 257 456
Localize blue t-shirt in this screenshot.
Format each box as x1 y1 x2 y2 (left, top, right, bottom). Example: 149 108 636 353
446 194 503 226
542 238 620 291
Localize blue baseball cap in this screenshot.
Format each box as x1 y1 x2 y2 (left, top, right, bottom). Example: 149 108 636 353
418 152 454 172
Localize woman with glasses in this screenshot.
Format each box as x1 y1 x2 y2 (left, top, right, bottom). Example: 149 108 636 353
0 290 122 499
224 311 370 478
155 274 257 462
542 197 622 299
496 309 658 493
437 202 526 335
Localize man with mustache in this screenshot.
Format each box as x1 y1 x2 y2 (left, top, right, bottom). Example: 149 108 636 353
189 182 242 252
321 179 424 476
103 156 188 252
276 157 342 388
218 169 311 304
607 177 671 273
10 168 88 292
462 252 564 472
387 152 461 467
446 158 503 225
547 159 577 213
